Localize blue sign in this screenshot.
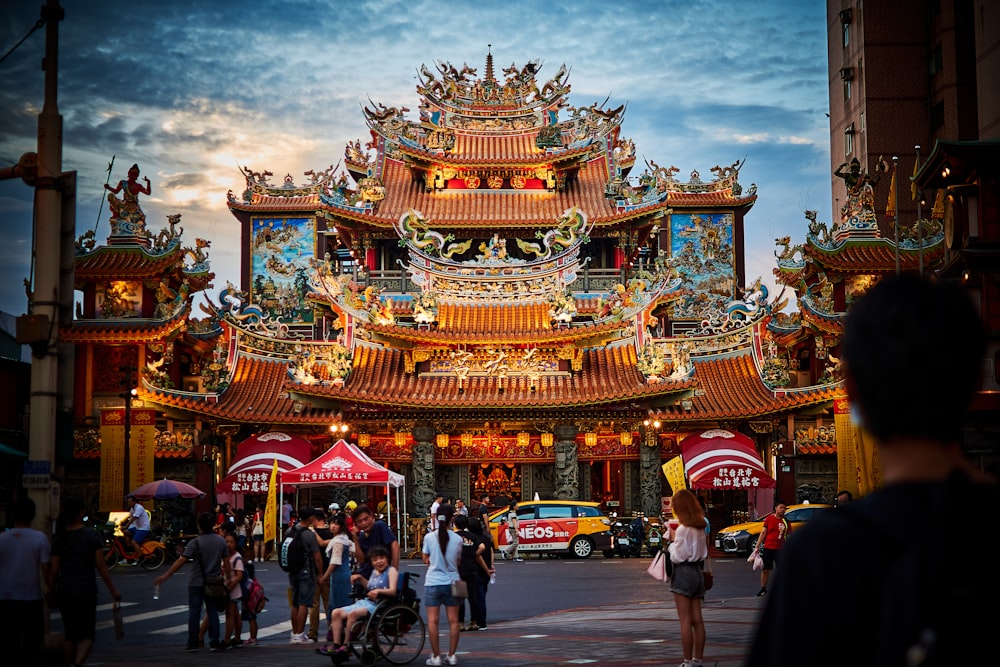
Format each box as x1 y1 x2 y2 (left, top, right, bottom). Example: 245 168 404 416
23 459 51 475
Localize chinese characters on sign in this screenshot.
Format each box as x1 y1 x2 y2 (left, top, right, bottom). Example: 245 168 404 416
287 471 372 484
710 466 763 488
228 471 272 494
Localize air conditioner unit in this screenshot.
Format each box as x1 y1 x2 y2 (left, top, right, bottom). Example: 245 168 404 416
839 8 852 24
839 67 854 81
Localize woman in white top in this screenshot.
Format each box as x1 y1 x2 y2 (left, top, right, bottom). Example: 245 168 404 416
421 503 462 666
667 489 709 667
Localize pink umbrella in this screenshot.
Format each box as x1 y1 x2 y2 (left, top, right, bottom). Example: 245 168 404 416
130 478 206 500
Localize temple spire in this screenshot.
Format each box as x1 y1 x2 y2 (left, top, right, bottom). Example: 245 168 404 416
485 44 494 82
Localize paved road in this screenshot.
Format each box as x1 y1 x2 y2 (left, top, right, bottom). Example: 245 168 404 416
39 554 764 666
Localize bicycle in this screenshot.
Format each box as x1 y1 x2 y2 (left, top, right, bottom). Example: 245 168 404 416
104 532 167 570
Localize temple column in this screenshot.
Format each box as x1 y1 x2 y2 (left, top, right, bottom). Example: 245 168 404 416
640 424 662 517
552 424 579 500
411 425 436 517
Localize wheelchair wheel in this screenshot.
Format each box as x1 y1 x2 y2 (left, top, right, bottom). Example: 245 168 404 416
360 647 380 666
374 603 425 665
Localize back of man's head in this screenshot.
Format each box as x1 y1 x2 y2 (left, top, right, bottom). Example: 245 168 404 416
11 497 36 525
454 514 469 530
196 511 215 534
843 274 984 445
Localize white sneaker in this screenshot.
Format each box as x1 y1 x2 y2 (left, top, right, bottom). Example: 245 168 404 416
291 633 310 644
425 655 442 666
445 654 458 665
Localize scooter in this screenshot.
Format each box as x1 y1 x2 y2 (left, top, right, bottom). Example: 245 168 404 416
603 514 644 558
646 521 664 557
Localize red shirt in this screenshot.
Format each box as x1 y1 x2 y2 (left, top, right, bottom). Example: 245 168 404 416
761 513 790 550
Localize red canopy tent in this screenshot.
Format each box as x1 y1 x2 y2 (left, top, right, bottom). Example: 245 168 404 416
217 431 312 495
680 429 776 490
281 439 407 537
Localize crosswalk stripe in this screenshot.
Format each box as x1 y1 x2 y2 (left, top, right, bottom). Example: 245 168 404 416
147 609 287 638
50 601 137 620
95 605 188 630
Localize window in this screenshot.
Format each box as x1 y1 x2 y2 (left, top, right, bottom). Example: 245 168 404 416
842 23 850 48
844 123 855 155
928 45 942 77
844 79 852 101
839 9 852 47
538 505 572 519
860 112 865 133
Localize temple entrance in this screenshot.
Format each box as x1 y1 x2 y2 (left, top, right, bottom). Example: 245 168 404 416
471 462 521 508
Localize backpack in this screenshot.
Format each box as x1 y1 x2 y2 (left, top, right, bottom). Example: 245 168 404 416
244 577 267 615
279 526 305 572
237 555 254 597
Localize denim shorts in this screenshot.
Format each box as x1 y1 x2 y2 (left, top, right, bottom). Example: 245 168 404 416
424 584 461 608
290 570 316 607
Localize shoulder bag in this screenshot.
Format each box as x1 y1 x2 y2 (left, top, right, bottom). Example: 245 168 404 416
196 538 229 609
450 579 469 599
645 550 670 582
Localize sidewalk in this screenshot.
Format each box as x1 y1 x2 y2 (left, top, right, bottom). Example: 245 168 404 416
82 594 763 666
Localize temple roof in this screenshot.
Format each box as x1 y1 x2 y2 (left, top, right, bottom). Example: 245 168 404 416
289 340 697 410
62 305 191 343
141 354 334 424
75 244 185 280
649 350 840 421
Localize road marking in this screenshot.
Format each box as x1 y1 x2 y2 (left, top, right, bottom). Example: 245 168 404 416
95 605 188 630
50 601 137 620
148 609 282 637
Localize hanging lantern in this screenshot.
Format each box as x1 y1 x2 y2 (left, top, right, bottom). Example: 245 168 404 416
395 431 407 448
620 431 633 447
461 432 474 448
517 432 530 448
584 432 597 448
358 433 370 448
436 433 449 449
541 432 554 448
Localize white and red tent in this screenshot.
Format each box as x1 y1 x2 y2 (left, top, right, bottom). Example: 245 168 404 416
680 429 776 490
216 431 312 495
280 439 406 529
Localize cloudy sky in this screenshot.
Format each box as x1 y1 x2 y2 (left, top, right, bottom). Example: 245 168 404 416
0 0 833 318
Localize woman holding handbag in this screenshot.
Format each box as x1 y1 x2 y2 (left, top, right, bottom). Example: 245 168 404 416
421 503 462 666
667 489 709 667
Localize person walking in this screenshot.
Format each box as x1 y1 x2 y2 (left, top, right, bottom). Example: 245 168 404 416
0 497 52 667
454 514 488 631
428 492 444 532
350 504 400 579
468 515 494 631
250 503 265 562
667 488 709 667
50 497 121 667
154 511 230 653
500 501 521 561
747 274 1000 666
751 501 789 597
222 533 245 648
422 503 463 666
286 507 322 644
308 507 333 642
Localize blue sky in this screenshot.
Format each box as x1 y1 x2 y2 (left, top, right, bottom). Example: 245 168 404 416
0 0 833 317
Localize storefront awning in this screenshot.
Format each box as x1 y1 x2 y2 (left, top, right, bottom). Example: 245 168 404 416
680 429 775 490
217 432 312 494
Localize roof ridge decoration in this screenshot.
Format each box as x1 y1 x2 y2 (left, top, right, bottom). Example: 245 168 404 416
231 163 341 203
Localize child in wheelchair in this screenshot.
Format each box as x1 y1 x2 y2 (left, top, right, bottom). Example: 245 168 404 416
322 544 399 661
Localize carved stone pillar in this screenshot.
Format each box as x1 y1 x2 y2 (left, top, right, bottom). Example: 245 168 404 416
552 424 579 500
640 425 663 517
411 425 436 517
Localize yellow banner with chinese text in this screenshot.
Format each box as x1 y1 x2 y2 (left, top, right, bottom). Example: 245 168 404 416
661 455 687 495
130 408 157 511
834 396 881 497
100 409 125 512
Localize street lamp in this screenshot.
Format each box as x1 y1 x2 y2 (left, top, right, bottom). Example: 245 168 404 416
120 380 138 500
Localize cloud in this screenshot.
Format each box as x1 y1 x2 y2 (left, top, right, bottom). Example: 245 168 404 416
0 0 832 316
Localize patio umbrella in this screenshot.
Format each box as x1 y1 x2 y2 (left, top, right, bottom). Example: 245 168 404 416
130 478 206 500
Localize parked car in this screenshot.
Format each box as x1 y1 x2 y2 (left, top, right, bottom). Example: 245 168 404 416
715 503 833 555
486 500 613 559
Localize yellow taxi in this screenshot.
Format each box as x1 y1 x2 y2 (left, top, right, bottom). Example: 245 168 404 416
715 502 832 555
486 500 612 559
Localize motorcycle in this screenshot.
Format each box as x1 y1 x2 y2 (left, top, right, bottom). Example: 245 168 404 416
603 513 644 558
645 520 664 557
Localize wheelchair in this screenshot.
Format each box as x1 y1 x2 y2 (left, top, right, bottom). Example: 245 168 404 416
335 572 426 666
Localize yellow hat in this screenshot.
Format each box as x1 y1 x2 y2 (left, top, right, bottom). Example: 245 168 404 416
346 500 358 511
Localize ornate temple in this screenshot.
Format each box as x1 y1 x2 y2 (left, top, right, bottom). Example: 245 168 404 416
68 53 968 523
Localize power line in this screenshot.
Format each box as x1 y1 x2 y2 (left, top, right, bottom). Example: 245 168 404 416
0 16 45 66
